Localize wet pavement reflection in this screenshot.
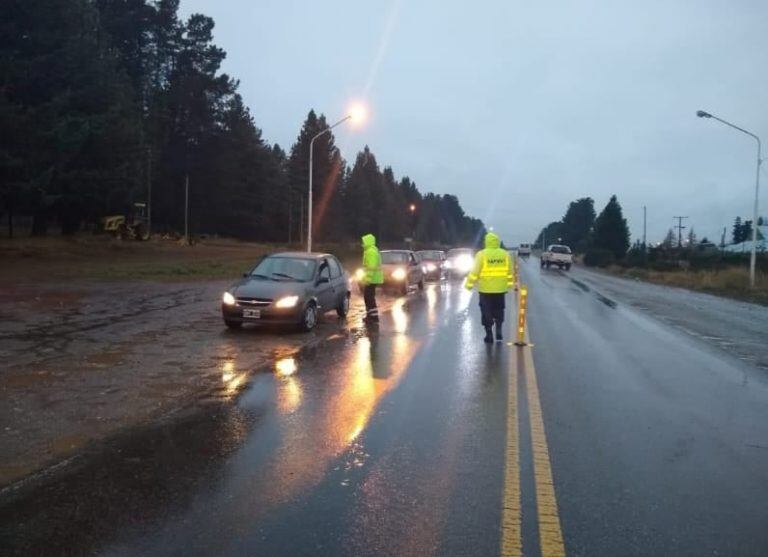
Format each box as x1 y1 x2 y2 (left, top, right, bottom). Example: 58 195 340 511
0 282 467 556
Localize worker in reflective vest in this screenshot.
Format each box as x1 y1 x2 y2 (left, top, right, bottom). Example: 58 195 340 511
465 232 514 343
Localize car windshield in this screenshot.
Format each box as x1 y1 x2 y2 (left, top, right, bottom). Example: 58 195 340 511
418 251 443 260
520 244 530 248
251 256 316 281
550 246 571 254
448 249 473 258
381 252 409 264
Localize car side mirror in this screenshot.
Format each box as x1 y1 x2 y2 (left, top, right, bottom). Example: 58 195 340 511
317 276 330 285
242 272 249 278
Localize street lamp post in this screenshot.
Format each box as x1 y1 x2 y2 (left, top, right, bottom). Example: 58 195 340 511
308 115 350 253
307 104 366 252
697 110 762 288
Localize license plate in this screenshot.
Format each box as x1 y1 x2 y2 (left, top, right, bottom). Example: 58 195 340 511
243 308 261 319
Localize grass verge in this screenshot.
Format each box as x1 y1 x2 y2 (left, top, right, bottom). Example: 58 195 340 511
0 236 361 284
607 265 768 306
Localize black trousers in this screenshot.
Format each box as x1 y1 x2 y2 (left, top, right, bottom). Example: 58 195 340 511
479 292 505 328
363 284 378 318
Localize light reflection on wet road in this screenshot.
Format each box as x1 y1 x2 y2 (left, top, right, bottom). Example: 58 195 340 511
3 266 768 556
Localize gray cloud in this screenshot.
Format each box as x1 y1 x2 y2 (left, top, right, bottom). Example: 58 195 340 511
181 0 768 246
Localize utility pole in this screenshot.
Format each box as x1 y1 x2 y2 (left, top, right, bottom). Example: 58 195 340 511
146 147 152 238
673 216 688 248
184 173 189 245
643 205 647 251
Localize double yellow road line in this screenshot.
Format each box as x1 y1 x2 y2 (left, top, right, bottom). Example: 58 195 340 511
501 329 565 557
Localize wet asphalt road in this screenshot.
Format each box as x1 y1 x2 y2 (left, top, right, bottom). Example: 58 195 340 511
2 258 768 556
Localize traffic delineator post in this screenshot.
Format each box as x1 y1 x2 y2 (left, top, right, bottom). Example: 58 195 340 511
514 285 528 346
514 258 520 292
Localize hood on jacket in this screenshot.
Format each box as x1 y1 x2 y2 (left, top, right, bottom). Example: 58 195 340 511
362 233 377 248
484 232 501 249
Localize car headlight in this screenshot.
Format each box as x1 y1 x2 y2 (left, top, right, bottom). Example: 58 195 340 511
457 255 474 272
392 267 407 280
275 295 299 308
425 263 436 272
222 292 236 306
355 268 365 281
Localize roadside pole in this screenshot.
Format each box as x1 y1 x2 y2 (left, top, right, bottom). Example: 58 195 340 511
146 147 152 238
514 285 528 346
514 256 520 292
184 173 189 245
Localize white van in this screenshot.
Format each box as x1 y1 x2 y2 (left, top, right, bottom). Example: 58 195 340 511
518 243 532 257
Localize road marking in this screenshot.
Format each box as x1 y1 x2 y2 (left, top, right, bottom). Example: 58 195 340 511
501 348 522 557
522 334 566 557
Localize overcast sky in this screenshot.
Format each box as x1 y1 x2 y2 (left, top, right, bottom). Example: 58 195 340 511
180 0 767 246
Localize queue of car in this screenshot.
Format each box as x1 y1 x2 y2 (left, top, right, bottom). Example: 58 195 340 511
221 246 478 331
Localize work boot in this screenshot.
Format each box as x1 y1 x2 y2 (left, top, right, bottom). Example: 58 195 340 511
483 326 493 344
495 323 503 341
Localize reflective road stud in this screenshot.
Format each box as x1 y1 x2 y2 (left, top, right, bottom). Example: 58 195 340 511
514 285 528 346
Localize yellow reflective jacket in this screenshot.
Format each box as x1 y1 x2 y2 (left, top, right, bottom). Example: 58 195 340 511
361 233 383 285
465 232 514 293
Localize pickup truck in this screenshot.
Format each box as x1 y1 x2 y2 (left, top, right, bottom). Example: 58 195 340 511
541 244 573 270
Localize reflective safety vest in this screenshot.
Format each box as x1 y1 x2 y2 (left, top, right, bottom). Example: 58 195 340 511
465 233 513 293
361 233 383 285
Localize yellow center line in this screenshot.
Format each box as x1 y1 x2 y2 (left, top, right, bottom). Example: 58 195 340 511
522 328 566 557
501 347 522 557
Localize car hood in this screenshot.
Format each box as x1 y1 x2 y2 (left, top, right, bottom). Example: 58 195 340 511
230 277 311 300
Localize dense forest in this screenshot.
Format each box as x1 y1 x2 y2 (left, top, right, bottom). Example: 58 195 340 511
0 0 484 245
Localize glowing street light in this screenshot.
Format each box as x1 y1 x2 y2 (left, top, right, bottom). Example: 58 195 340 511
409 204 416 213
307 102 368 252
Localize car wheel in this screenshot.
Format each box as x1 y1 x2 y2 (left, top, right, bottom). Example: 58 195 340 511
300 303 317 331
565 264 571 271
418 279 424 291
400 282 408 296
224 319 242 329
336 293 350 318
540 260 545 268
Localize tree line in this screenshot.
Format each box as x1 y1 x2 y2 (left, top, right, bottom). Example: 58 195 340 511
534 195 630 266
0 0 484 246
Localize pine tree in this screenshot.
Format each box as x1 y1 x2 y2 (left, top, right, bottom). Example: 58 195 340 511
593 195 630 259
662 228 676 247
732 217 743 244
742 220 753 244
287 110 344 245
561 197 596 252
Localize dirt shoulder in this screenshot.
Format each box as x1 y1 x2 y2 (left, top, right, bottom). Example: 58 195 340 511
568 265 768 371
0 237 363 489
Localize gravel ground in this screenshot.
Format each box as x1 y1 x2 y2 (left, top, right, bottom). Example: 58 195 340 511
0 280 370 488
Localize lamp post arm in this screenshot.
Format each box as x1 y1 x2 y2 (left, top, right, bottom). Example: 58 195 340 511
307 114 352 252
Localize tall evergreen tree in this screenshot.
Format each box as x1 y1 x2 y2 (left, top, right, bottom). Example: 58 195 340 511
342 146 380 239
593 195 630 259
732 216 743 244
561 197 595 252
287 110 344 244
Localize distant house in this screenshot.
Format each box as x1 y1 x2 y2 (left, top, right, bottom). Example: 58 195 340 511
724 224 767 253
